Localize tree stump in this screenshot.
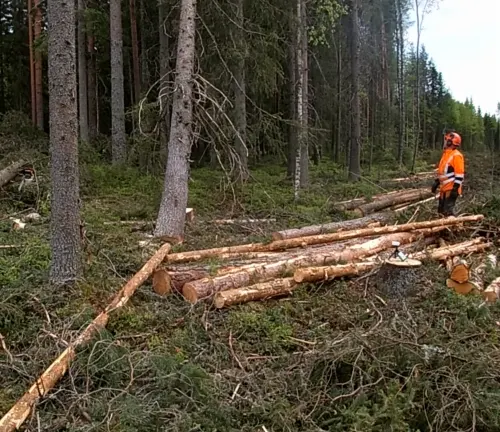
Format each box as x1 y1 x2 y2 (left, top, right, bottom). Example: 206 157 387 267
374 258 423 299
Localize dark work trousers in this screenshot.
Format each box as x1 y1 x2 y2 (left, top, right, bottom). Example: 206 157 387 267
438 191 458 216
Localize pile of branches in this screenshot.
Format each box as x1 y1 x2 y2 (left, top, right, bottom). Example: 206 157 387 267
154 213 493 308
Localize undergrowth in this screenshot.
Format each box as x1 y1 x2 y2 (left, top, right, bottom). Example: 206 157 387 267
1 122 500 431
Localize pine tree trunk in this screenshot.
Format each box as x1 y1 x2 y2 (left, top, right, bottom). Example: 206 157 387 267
28 0 36 124
110 0 127 163
77 0 89 142
129 0 141 103
34 0 43 129
48 0 81 284
158 0 170 162
294 0 303 199
154 0 197 238
299 0 309 187
87 34 98 139
286 7 297 178
231 0 249 182
336 32 342 163
140 0 150 92
348 0 361 181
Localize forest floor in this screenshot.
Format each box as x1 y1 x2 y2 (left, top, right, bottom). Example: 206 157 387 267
2 121 500 431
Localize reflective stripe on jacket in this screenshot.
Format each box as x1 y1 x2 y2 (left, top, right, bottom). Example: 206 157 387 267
437 148 465 194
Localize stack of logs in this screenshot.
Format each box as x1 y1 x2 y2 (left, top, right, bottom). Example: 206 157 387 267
152 213 496 308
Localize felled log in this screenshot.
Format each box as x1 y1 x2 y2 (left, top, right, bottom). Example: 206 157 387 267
483 277 500 302
470 254 497 291
353 188 433 216
182 228 443 303
333 189 423 212
0 159 27 189
412 238 492 261
104 208 194 226
294 261 379 283
271 212 394 240
212 218 276 224
214 278 298 308
386 171 435 183
375 258 423 299
0 242 172 432
448 257 470 284
392 196 436 213
267 215 483 252
152 268 209 295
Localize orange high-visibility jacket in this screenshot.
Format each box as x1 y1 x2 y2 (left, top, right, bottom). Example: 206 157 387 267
437 148 465 194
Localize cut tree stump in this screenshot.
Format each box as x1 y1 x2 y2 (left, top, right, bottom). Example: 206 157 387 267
374 258 423 299
0 159 27 189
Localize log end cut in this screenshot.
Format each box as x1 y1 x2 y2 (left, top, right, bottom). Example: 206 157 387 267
446 278 475 295
182 283 199 304
152 268 173 296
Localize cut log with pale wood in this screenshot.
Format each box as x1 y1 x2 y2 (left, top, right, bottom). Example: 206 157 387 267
181 228 443 303
212 218 277 224
449 257 470 284
214 278 298 308
271 212 394 240
470 254 497 291
0 159 27 189
483 277 500 302
152 268 209 295
267 215 483 251
412 238 492 261
353 188 433 216
392 196 436 213
294 261 379 283
0 242 172 432
333 188 426 212
386 171 436 183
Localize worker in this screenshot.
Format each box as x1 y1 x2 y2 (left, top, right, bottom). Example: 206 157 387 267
431 132 465 216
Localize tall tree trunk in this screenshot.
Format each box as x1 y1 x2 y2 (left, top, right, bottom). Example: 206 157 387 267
110 0 127 163
48 0 81 284
129 0 141 103
140 0 150 92
348 0 361 181
34 0 43 129
158 0 170 163
294 0 303 199
286 9 297 178
77 0 89 142
335 33 342 163
28 0 36 124
154 0 197 237
396 0 405 165
411 0 421 171
87 34 98 138
298 0 309 187
232 0 249 182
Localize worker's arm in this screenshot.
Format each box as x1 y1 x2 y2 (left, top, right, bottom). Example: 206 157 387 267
453 153 465 187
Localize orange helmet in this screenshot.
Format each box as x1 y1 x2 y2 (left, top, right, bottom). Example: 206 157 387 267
445 132 461 147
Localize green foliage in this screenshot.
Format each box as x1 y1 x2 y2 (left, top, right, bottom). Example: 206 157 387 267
309 0 347 46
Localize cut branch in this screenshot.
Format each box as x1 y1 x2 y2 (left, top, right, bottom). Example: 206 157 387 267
0 160 27 189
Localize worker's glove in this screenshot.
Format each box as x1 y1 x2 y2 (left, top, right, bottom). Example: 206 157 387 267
449 183 460 199
431 179 439 194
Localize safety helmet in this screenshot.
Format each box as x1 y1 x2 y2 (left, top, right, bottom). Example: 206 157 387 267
444 132 461 147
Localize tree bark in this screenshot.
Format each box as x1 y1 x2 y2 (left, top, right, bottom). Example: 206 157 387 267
348 0 361 181
110 0 127 163
34 0 43 129
154 0 197 237
231 0 249 182
412 238 491 261
286 5 297 178
214 278 298 308
353 188 433 216
28 0 36 124
47 0 81 284
87 34 98 139
129 0 141 103
77 0 89 142
271 212 394 240
140 0 150 91
298 0 309 187
293 0 302 199
294 261 377 283
158 0 170 161
152 268 209 295
182 229 441 303
0 160 27 188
